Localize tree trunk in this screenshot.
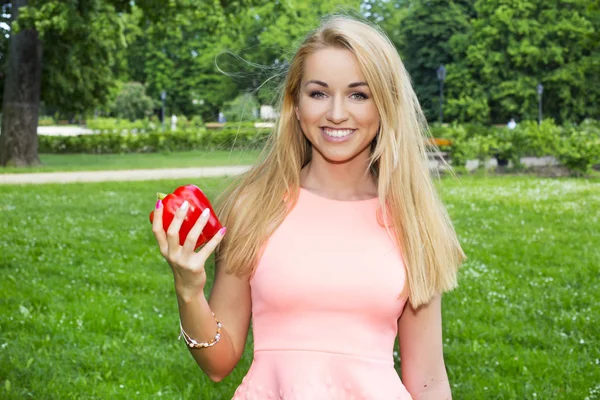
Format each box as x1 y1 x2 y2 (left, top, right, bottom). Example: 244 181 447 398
0 0 43 167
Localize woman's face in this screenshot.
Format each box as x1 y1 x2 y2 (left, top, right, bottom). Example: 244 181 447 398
296 47 380 165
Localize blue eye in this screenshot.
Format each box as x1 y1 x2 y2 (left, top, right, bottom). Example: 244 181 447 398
309 91 326 99
351 92 369 100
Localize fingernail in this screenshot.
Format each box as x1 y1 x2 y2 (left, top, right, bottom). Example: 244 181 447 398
180 200 189 211
156 200 162 209
219 227 227 236
201 208 210 218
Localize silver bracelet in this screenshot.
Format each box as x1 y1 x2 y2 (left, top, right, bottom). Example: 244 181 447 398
178 312 222 349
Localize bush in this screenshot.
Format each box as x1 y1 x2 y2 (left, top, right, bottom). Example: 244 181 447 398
488 126 528 168
112 82 156 121
38 127 271 154
467 134 496 169
430 123 474 168
222 93 260 123
38 116 56 126
555 121 600 175
86 118 158 134
40 118 600 176
516 119 562 157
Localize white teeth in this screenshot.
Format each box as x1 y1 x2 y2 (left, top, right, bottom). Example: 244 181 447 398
323 128 353 138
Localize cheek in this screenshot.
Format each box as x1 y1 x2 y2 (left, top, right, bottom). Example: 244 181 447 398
353 104 380 128
298 99 325 123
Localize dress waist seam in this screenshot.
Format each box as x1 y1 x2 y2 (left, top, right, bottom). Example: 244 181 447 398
253 348 393 364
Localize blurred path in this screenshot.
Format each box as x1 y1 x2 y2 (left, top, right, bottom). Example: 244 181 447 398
0 157 560 185
0 165 252 185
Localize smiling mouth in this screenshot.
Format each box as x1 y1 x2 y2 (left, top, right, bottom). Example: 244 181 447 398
322 127 355 138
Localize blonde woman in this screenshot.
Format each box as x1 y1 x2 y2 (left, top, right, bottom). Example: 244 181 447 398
152 15 466 400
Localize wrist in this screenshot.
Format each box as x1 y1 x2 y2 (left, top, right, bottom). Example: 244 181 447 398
174 282 206 304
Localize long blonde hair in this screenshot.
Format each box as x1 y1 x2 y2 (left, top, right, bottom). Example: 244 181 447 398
214 15 466 308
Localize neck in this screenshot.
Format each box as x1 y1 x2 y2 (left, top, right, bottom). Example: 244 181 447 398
300 152 377 201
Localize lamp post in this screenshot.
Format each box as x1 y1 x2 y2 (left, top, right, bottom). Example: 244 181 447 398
437 65 447 124
161 90 167 132
537 83 543 126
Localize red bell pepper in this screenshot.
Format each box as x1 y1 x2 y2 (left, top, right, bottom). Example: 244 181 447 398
149 184 222 250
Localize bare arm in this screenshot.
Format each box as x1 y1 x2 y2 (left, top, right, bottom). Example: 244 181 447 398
176 260 251 382
152 201 252 382
398 295 451 399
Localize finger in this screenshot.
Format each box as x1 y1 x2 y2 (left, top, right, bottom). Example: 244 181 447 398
194 226 227 263
166 200 190 250
182 207 211 255
151 201 168 255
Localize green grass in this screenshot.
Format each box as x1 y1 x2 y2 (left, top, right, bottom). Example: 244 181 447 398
0 150 261 174
0 175 598 399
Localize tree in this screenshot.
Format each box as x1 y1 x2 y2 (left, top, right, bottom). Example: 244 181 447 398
0 0 260 167
129 0 362 121
363 0 410 52
0 0 129 167
231 0 363 105
0 0 42 166
446 0 599 124
398 0 473 122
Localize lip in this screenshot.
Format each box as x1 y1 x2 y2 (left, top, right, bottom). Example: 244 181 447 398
321 127 356 143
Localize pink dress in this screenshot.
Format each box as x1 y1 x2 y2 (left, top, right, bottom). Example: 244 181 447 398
232 187 412 400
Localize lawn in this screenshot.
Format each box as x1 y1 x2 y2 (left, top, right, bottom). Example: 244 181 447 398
0 150 261 174
0 175 598 399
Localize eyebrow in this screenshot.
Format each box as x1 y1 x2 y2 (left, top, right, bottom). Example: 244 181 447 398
304 80 368 88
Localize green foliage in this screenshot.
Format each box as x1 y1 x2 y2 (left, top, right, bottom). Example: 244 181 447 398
362 0 409 51
86 117 159 133
488 127 529 168
428 119 600 175
431 123 474 168
112 82 156 121
222 93 260 122
38 127 271 154
223 0 363 106
37 116 56 126
39 116 600 176
515 119 563 157
447 0 599 124
398 0 473 122
444 69 491 124
556 120 600 176
467 134 496 169
13 0 129 114
3 0 598 138
122 1 270 120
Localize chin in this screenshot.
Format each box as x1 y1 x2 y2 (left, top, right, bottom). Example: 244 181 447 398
316 148 364 165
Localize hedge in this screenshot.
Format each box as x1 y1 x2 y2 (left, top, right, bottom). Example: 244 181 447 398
39 120 600 175
430 119 600 175
39 127 271 154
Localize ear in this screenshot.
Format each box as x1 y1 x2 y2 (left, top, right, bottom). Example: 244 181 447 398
295 106 300 121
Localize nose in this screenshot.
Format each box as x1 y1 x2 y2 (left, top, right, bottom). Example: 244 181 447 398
326 96 349 124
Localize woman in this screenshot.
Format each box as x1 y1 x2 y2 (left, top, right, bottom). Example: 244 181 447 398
152 15 466 399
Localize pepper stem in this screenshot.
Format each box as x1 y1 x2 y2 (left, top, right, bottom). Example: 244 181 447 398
156 192 168 200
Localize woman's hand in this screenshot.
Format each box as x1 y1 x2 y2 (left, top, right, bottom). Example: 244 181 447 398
152 200 227 300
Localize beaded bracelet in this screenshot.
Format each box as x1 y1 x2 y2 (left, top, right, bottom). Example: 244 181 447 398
178 313 222 349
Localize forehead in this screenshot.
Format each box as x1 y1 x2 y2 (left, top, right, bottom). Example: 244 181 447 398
302 47 366 86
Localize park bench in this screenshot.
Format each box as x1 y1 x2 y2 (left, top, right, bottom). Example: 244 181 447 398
426 138 452 163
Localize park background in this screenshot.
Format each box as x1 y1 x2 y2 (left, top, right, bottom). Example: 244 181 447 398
0 0 599 399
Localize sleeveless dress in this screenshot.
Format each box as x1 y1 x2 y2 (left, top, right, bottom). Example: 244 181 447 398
231 187 412 400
